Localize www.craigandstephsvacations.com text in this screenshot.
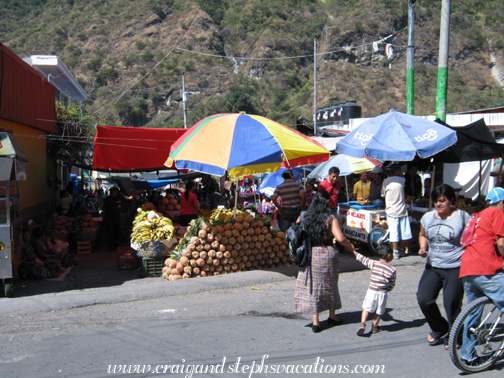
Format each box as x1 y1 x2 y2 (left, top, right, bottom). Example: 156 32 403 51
107 355 386 377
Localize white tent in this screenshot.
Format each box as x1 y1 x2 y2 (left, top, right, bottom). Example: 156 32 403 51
443 160 494 200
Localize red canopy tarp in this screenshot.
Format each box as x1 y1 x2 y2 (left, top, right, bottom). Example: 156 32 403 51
93 126 187 172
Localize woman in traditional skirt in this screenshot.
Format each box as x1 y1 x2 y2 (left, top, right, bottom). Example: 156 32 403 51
294 189 355 333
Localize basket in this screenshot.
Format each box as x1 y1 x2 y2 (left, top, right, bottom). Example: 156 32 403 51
132 240 170 258
72 229 98 246
117 247 139 270
141 256 165 277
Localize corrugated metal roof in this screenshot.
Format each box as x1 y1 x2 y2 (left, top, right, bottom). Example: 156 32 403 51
0 43 57 133
22 55 87 102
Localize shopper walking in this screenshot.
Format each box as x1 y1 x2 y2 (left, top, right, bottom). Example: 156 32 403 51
417 184 470 348
294 190 355 333
271 170 305 232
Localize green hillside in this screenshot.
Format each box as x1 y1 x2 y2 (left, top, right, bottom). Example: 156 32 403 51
1 0 504 128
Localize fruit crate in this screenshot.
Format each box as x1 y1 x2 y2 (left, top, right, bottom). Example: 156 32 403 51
117 247 139 270
141 256 165 277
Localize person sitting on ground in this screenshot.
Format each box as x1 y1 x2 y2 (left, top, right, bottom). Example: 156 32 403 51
31 227 62 277
18 228 48 279
353 244 396 336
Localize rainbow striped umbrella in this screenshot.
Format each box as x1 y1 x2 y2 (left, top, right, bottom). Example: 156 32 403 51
165 113 329 177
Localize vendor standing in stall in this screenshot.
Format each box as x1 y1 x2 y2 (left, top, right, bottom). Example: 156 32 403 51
352 172 371 201
381 164 412 260
405 164 423 199
318 166 341 217
103 187 123 251
369 167 385 201
179 181 200 226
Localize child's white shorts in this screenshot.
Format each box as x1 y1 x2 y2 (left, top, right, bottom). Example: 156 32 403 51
362 289 388 315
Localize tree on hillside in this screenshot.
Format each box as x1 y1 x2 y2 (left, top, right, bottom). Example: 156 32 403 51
47 102 95 166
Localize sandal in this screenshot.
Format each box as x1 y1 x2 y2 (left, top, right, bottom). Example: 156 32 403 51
427 333 444 346
372 325 382 333
357 323 366 336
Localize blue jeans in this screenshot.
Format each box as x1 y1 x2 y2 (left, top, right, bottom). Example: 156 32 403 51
460 272 504 361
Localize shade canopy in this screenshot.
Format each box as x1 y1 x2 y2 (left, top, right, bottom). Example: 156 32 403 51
258 167 311 197
431 119 504 163
335 110 457 161
166 113 329 177
93 126 187 172
308 154 380 179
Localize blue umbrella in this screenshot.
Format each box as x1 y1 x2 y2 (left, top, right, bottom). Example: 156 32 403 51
335 110 457 161
258 167 311 197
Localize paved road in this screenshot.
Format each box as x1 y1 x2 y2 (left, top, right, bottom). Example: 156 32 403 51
1 252 503 378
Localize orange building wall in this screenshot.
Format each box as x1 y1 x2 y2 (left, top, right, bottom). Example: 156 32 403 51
0 118 57 221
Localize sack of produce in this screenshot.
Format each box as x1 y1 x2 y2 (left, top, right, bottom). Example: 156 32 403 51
133 240 170 257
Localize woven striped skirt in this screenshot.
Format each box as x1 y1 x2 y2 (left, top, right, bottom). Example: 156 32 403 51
294 245 341 314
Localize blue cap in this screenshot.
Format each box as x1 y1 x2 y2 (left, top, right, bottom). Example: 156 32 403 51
485 187 504 204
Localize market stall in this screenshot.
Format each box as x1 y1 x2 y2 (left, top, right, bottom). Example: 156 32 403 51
334 111 459 253
154 112 330 279
0 132 27 297
336 201 386 252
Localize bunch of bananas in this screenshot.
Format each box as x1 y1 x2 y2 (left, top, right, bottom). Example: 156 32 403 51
130 217 175 243
197 209 212 219
210 208 247 223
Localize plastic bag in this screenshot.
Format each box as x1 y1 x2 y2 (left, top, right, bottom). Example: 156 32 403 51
461 213 479 248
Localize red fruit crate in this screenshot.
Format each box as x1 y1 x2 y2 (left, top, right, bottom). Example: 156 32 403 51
117 247 139 270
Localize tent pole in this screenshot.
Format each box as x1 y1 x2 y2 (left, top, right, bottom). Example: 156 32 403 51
234 179 239 219
429 165 436 211
496 160 504 187
345 176 349 202
478 160 482 211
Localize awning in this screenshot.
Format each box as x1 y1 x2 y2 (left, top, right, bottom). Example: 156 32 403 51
0 132 27 181
92 126 187 172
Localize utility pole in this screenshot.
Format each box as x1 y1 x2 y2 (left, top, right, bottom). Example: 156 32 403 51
406 0 415 115
436 0 451 122
182 72 187 128
313 38 317 135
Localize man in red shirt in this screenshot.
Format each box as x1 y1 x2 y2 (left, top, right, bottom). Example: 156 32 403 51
459 187 504 363
318 166 341 216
